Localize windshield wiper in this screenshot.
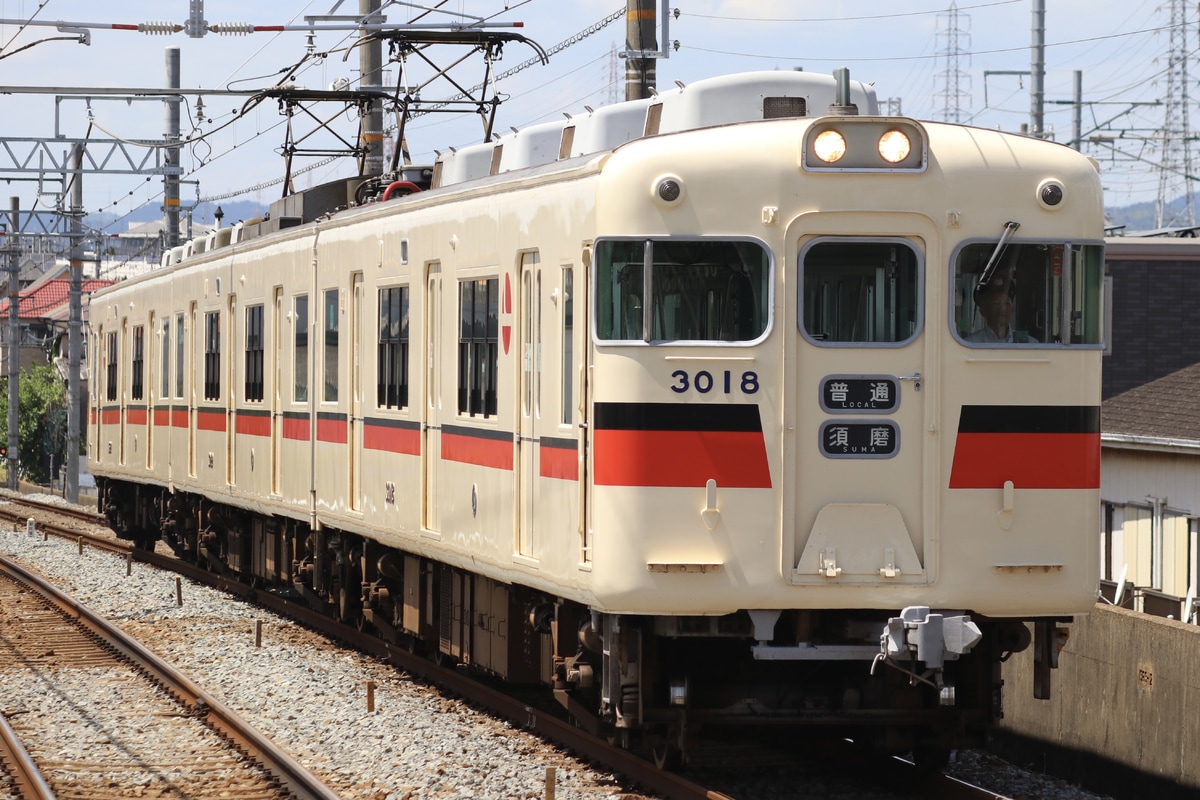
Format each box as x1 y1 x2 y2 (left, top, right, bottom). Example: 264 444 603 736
975 220 1021 294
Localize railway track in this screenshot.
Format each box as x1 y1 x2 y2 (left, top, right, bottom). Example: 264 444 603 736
0 493 1013 800
0 549 340 800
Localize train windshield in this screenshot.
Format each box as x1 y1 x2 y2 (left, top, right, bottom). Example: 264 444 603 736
800 239 921 344
595 239 770 343
954 242 1104 346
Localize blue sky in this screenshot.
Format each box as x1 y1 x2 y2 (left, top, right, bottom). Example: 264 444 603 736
0 1 1185 229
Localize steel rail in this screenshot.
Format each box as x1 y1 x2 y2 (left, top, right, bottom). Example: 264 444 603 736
0 553 341 800
0 709 55 800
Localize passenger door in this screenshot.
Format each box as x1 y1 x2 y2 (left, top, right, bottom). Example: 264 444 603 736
349 272 363 512
516 253 540 558
423 262 442 534
788 233 929 586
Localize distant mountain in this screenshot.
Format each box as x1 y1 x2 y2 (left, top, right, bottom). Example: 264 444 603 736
1105 195 1200 234
87 200 267 233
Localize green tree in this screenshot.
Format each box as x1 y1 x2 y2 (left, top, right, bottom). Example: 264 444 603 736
0 365 66 484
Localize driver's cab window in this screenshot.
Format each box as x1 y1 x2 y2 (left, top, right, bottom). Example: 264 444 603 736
800 239 921 345
954 241 1104 346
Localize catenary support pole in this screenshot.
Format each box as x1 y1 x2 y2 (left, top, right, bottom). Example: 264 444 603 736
1030 0 1045 137
6 197 18 490
66 144 83 504
164 46 181 248
625 0 656 101
360 0 384 177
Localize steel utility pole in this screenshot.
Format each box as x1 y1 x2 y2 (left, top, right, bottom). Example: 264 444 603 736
165 46 182 248
6 197 18 490
1030 0 1045 137
66 145 83 505
360 0 384 177
625 0 656 101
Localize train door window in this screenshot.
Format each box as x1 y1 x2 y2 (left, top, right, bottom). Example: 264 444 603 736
131 326 145 400
457 278 498 417
595 238 770 343
175 313 185 399
161 317 171 399
377 286 409 409
105 331 118 401
536 269 543 416
323 289 339 403
953 241 1104 346
561 266 573 426
294 294 309 402
90 332 98 402
800 239 920 344
203 311 221 401
245 304 264 403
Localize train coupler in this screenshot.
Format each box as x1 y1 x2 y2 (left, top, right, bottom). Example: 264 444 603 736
872 606 982 688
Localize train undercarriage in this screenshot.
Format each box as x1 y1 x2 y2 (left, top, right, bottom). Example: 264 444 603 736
98 476 1050 771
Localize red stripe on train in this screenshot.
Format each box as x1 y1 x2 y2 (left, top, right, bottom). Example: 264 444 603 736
126 408 147 425
172 409 189 428
540 445 578 480
593 429 772 488
154 409 171 427
317 416 347 444
283 416 309 441
236 414 271 437
442 432 513 470
949 432 1100 489
364 424 420 455
196 409 226 432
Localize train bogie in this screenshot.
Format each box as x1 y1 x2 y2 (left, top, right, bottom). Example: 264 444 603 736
89 69 1103 763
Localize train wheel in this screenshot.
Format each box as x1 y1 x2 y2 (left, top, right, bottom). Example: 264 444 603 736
651 742 682 771
337 583 362 627
911 730 952 775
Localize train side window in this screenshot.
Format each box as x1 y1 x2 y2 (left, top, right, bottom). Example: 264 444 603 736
106 331 118 402
457 278 498 418
90 332 97 402
953 242 1104 346
175 312 185 399
561 266 573 426
323 289 339 403
800 239 921 344
595 238 769 343
161 317 171 399
203 311 221 401
245 304 264 403
377 285 409 409
294 294 309 403
131 326 145 401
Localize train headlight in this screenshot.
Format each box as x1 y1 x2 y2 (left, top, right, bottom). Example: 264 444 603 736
813 130 847 163
877 129 911 163
804 118 926 172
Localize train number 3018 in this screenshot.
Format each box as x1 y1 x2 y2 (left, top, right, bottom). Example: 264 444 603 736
670 370 760 395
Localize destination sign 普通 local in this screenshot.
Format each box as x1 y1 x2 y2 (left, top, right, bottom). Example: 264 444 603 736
820 376 899 413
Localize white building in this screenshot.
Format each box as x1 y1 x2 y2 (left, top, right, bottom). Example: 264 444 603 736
1101 362 1200 613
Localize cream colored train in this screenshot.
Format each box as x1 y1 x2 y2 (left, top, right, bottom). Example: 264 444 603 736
89 69 1105 768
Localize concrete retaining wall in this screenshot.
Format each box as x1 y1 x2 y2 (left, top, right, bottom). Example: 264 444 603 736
996 603 1200 798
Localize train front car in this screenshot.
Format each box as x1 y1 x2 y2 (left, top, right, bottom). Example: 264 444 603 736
578 80 1103 765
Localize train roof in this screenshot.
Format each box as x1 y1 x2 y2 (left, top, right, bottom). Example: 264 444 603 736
435 70 880 186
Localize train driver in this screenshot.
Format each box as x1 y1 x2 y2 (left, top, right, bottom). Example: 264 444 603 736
967 275 1038 344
